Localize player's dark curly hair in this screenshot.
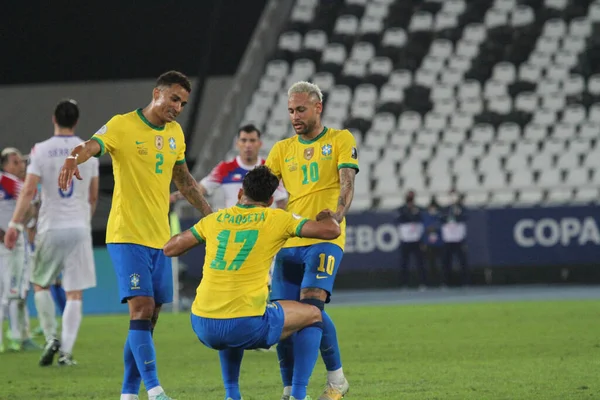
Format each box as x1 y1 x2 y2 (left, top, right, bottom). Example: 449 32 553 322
242 165 279 204
54 99 79 129
156 70 192 93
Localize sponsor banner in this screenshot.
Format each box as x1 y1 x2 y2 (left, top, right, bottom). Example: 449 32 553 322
177 206 600 276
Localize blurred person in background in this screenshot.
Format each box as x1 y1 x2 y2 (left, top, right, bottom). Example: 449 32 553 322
4 151 41 351
0 147 31 352
441 190 470 286
421 197 445 288
398 190 427 290
170 124 287 209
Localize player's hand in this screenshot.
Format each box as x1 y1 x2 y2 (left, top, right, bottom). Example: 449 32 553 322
58 156 82 191
3 227 18 250
170 192 182 203
316 209 335 221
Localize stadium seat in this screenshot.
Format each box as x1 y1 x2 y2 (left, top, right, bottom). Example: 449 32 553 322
243 0 600 209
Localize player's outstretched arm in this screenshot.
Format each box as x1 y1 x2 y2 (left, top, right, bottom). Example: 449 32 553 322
163 230 200 257
172 163 213 217
299 213 341 240
334 167 357 223
58 139 101 191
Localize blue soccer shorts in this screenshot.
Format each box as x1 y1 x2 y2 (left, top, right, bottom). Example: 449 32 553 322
269 243 343 303
190 302 285 350
107 243 173 304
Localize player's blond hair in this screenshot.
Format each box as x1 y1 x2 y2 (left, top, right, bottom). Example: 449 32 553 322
288 81 323 102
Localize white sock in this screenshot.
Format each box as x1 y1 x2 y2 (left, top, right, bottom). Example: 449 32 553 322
60 300 82 355
283 386 292 396
8 301 21 341
120 395 139 400
0 302 5 344
21 302 31 339
147 386 164 397
327 367 345 385
34 290 57 342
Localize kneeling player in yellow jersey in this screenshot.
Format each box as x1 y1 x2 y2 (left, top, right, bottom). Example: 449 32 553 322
163 166 341 400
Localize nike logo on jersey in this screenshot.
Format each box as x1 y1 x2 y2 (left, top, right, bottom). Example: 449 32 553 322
135 141 146 145
144 360 155 365
316 275 328 279
285 157 295 162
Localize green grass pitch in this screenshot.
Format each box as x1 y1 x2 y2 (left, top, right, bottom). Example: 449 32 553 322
1 299 599 399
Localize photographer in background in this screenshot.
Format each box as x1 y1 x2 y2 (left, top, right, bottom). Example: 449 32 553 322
422 197 445 288
441 190 470 286
397 190 427 290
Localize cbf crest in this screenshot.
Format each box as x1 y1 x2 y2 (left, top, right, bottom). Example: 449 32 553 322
155 135 164 150
321 144 332 156
168 137 176 150
304 147 314 160
130 273 141 290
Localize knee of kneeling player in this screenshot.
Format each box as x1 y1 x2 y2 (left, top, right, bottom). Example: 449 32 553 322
300 298 325 324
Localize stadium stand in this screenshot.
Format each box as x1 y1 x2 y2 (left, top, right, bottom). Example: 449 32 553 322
236 0 600 211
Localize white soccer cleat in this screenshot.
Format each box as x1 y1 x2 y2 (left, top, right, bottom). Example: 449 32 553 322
318 378 349 400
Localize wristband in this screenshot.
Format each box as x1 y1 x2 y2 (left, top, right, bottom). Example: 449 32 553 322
67 154 79 160
8 221 24 232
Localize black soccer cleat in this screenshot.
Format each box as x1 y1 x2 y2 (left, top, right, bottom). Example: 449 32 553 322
39 338 60 366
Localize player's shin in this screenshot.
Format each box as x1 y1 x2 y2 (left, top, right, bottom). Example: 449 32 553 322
291 321 323 399
277 334 295 389
320 311 344 384
60 299 82 356
122 336 142 395
219 348 244 400
34 289 57 341
128 320 162 394
9 300 22 342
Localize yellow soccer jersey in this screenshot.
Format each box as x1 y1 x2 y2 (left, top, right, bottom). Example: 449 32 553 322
91 109 186 249
266 127 359 250
190 205 308 319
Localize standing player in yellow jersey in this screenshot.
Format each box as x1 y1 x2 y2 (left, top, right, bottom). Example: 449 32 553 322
163 166 341 400
266 82 358 400
58 71 212 400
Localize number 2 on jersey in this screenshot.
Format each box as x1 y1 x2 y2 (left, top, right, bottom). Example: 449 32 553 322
155 153 164 174
210 229 259 271
301 162 319 184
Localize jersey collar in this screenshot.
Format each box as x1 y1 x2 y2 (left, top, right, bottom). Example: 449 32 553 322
236 156 263 170
236 203 258 209
298 126 328 145
136 108 165 131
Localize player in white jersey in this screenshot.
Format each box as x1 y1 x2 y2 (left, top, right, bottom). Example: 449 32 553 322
0 147 28 353
171 124 287 208
0 149 41 352
4 100 99 366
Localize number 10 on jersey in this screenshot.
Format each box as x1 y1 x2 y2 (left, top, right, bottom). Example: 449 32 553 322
301 162 319 184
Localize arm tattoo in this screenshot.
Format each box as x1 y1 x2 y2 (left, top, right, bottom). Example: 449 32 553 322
336 167 356 222
172 163 213 217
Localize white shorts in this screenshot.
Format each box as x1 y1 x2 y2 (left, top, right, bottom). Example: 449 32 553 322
0 240 30 301
31 228 97 292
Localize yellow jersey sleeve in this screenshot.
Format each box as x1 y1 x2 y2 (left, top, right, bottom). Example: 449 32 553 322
265 142 283 179
90 116 122 157
336 130 360 172
175 126 187 165
274 209 309 238
190 218 207 243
